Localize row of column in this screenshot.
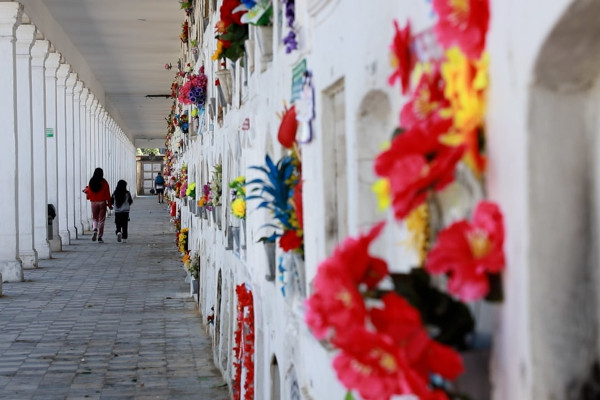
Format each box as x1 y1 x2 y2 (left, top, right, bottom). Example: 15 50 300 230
0 2 136 283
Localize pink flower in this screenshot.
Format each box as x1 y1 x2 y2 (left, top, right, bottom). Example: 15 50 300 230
425 200 505 301
432 0 490 59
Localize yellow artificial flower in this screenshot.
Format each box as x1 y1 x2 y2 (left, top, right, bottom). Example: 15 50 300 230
231 198 246 219
212 40 224 61
402 203 430 265
197 198 206 207
372 178 391 212
441 47 489 176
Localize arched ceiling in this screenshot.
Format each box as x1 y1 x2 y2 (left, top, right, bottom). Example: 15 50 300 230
32 0 184 143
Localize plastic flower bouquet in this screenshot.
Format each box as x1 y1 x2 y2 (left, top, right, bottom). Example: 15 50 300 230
186 182 196 198
177 67 208 109
240 0 273 26
229 176 246 219
210 164 223 206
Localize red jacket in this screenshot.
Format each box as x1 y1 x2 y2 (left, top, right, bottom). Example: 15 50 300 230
85 179 112 206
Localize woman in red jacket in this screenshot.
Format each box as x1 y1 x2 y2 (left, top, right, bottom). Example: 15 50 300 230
84 168 112 243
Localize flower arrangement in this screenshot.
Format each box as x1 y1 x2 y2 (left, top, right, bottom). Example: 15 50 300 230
180 19 189 43
306 1 504 399
281 0 297 53
229 176 246 219
186 182 196 198
198 183 212 210
212 0 249 62
233 283 254 400
179 0 194 16
186 251 200 279
247 152 303 254
210 164 223 206
177 67 208 109
239 0 273 26
177 227 189 254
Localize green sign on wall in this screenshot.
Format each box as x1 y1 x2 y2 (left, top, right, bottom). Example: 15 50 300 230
291 58 307 103
45 128 54 138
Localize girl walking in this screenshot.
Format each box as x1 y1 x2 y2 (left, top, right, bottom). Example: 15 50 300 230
84 168 112 243
111 180 133 243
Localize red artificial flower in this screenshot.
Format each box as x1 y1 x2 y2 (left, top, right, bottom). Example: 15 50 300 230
388 20 416 95
425 200 505 301
374 122 464 220
370 293 464 382
329 221 388 288
332 327 409 400
279 230 303 252
432 0 490 59
305 267 367 340
400 69 449 130
220 0 245 26
305 222 387 340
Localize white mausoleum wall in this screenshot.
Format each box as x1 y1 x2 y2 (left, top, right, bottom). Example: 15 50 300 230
175 0 600 399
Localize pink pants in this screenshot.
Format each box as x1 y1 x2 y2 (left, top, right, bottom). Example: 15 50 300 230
91 201 107 237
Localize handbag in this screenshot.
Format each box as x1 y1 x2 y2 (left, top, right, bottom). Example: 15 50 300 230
150 188 156 194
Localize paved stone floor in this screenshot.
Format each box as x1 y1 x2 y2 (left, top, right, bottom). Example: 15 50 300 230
0 197 229 400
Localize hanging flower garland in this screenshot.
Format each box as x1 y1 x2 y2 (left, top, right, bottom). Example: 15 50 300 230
306 0 504 399
233 284 255 400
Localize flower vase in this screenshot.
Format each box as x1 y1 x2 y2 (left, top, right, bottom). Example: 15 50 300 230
190 277 199 295
241 219 246 250
244 39 255 72
257 25 273 62
232 226 241 254
183 197 188 207
215 69 233 105
213 205 222 229
226 225 234 250
189 199 196 214
292 254 306 299
264 241 276 281
197 206 205 218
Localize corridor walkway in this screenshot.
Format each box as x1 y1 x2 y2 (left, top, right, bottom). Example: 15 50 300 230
0 197 229 400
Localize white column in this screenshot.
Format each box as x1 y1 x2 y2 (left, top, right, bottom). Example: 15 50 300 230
91 100 99 170
72 80 83 236
65 72 77 239
0 2 23 282
16 23 38 269
79 87 90 232
44 52 61 251
56 63 71 244
31 38 51 260
84 94 94 229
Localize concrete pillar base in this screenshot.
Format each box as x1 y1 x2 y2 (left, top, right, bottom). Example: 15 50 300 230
49 237 62 252
60 230 71 246
0 260 23 282
20 250 38 270
35 241 51 260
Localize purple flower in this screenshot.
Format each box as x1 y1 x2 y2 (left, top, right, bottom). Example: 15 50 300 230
283 31 297 53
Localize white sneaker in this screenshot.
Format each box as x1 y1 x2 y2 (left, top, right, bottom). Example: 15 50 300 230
117 232 122 242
